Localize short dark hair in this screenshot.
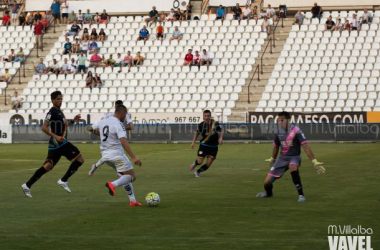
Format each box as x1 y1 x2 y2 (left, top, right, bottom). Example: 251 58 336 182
278 111 291 119
115 104 127 113
51 91 62 100
115 100 123 107
203 110 211 115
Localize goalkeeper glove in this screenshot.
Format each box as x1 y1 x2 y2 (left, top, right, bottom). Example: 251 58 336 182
265 157 276 167
312 159 325 174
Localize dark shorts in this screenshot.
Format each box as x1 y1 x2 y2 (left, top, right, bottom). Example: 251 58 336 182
45 142 81 167
216 16 223 20
62 13 69 18
197 144 218 160
269 155 301 178
156 33 164 38
78 65 86 72
53 13 60 19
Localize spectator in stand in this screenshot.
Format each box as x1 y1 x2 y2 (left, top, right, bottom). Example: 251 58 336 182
232 3 242 20
93 12 101 25
61 0 69 24
252 6 258 19
19 12 26 27
170 26 182 42
62 38 72 55
40 16 49 32
361 8 373 24
2 69 11 82
84 9 93 27
66 20 81 38
99 55 107 67
14 47 25 62
261 16 271 34
159 11 166 22
99 9 109 24
156 21 164 41
123 51 134 72
200 49 211 67
351 13 359 31
216 5 225 21
325 16 335 31
242 4 253 20
85 71 95 88
137 26 149 42
47 59 60 76
184 5 192 20
311 2 322 19
192 50 200 66
11 1 18 26
183 49 193 66
106 55 115 70
34 19 44 50
3 49 15 62
134 52 145 66
334 18 343 31
26 12 34 27
344 20 351 31
34 58 47 74
98 28 106 42
145 6 159 27
51 0 61 24
93 73 102 88
81 27 89 40
70 57 78 74
89 39 99 54
115 53 123 73
89 50 101 68
77 9 84 27
2 11 10 28
90 28 98 41
77 51 87 74
34 11 42 22
294 10 305 26
11 91 24 111
278 6 286 19
45 10 53 22
266 4 276 20
68 11 76 24
80 37 89 54
60 58 71 74
72 38 80 54
174 9 182 21
167 8 175 22
259 9 266 19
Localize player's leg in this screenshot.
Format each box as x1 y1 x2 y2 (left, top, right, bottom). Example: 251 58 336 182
190 145 206 171
289 156 305 202
89 156 105 176
58 143 84 192
256 157 287 198
256 174 278 198
194 146 218 177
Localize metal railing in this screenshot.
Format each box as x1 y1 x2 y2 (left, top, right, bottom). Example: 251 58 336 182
200 0 209 15
271 16 284 48
247 64 260 104
260 37 272 74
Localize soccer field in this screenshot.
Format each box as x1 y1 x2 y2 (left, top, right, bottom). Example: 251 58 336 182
0 143 379 250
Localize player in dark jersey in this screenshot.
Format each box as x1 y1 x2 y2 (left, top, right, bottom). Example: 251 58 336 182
21 91 84 198
256 111 325 202
190 110 223 177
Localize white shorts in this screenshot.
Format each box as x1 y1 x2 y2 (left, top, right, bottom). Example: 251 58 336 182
103 154 133 173
12 13 17 19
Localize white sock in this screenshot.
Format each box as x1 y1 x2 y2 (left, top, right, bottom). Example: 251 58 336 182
111 175 132 187
123 183 136 203
95 157 105 168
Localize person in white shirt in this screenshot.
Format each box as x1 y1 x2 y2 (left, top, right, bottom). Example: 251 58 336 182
61 0 69 24
199 49 211 67
361 8 372 24
262 16 271 34
351 13 359 30
60 58 71 74
115 53 123 73
266 4 276 20
88 104 142 206
242 5 252 20
167 8 175 22
333 18 344 31
11 91 23 111
70 58 78 74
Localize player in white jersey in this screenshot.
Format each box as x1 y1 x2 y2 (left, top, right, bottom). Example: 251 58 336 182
88 105 143 206
90 100 134 174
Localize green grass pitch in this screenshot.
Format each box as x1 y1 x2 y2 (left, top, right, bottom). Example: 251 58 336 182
0 143 379 250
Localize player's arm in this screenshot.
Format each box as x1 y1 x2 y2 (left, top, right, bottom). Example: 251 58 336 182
68 114 81 126
266 135 280 167
42 121 64 143
191 131 199 149
125 122 134 130
120 137 142 166
87 125 100 136
125 114 134 130
302 144 325 174
216 122 223 145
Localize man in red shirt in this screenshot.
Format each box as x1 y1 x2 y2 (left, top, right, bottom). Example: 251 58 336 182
156 21 164 41
183 49 193 66
2 11 11 29
89 50 102 68
34 19 44 50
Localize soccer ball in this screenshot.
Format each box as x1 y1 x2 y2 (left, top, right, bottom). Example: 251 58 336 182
145 192 160 207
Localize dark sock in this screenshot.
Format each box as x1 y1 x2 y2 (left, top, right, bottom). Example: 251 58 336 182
193 160 200 166
197 165 209 173
264 183 273 197
291 171 304 196
26 166 47 188
61 160 83 182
